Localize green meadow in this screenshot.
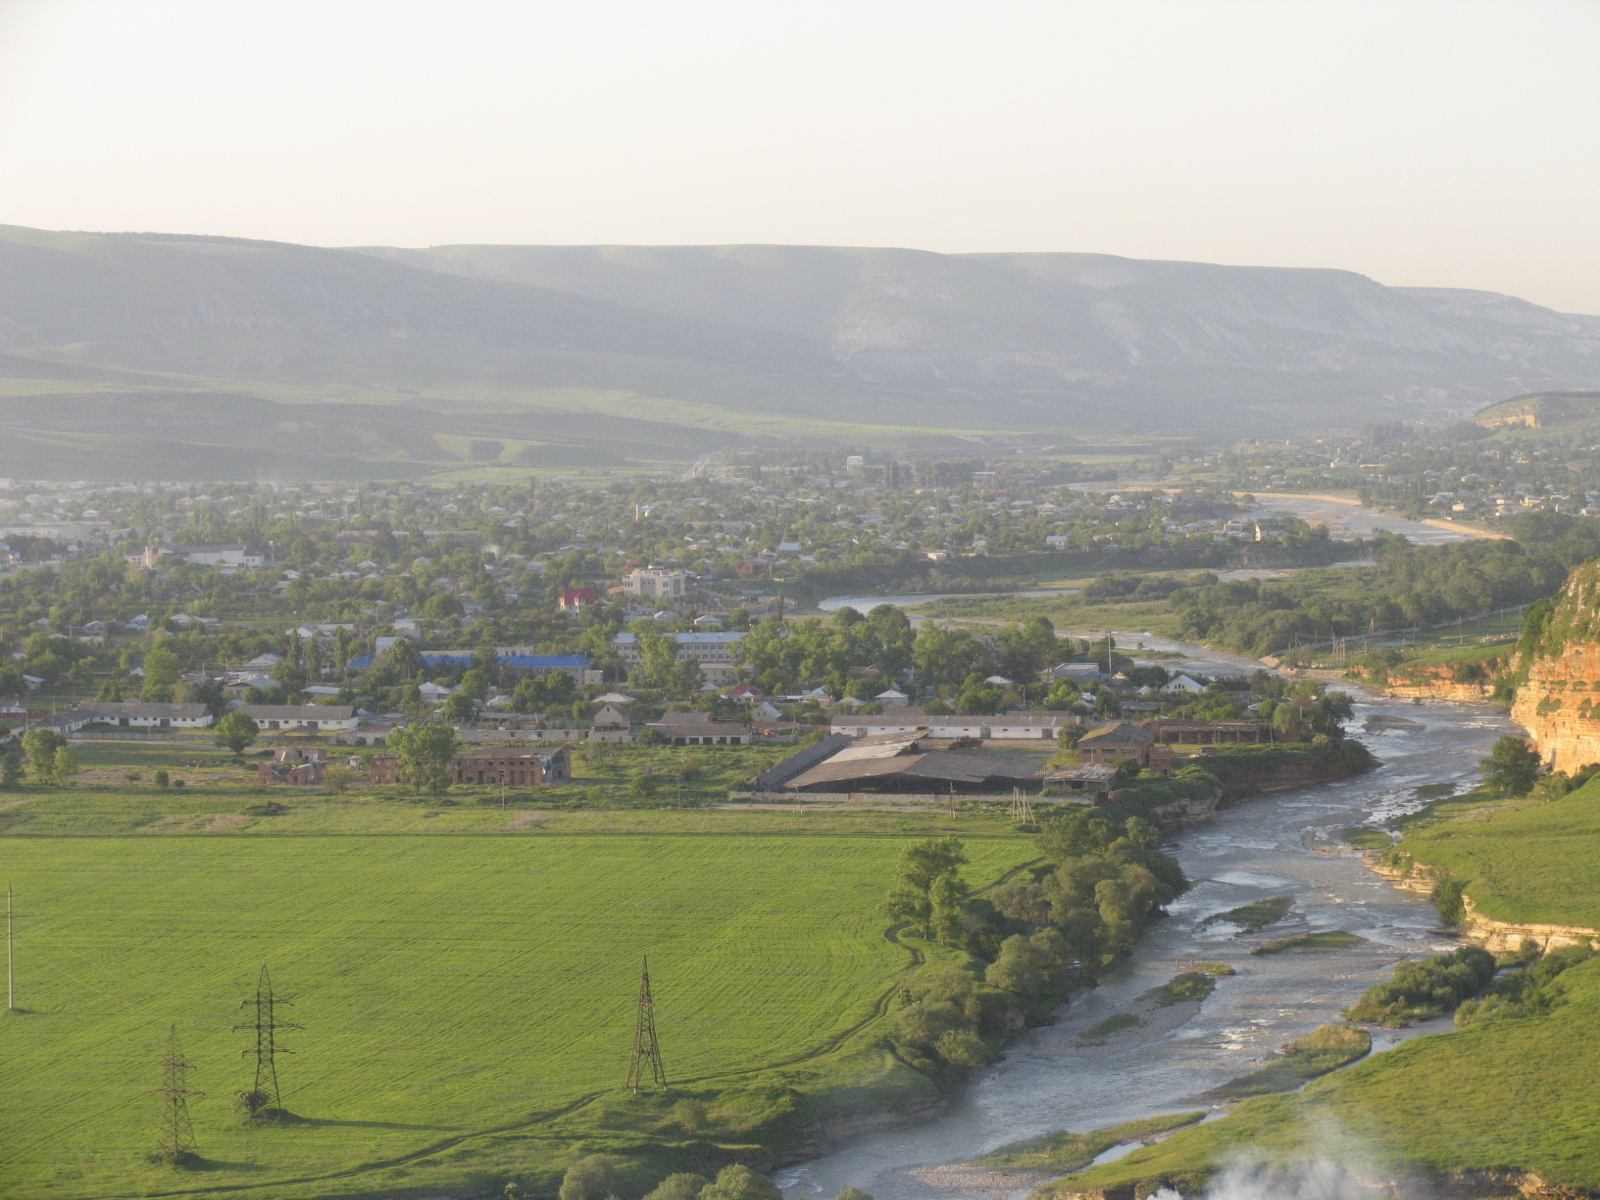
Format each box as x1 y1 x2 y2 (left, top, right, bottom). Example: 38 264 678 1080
1396 778 1600 928
0 829 1031 1199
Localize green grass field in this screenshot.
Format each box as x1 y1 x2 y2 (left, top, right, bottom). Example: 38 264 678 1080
1395 779 1600 928
0 828 1031 1199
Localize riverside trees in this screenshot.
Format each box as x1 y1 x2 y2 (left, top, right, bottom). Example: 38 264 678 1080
883 812 1187 1077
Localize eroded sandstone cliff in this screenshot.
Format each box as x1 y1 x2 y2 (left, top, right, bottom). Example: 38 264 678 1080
1512 563 1600 771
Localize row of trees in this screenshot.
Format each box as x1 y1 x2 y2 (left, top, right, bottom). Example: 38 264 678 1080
881 815 1187 1076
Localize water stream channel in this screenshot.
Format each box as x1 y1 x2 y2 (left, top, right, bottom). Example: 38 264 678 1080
780 671 1512 1200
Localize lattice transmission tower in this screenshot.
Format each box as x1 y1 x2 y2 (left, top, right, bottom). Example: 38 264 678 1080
626 956 666 1093
233 964 301 1116
149 1024 202 1165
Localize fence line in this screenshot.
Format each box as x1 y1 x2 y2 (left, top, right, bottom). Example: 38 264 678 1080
1270 602 1531 659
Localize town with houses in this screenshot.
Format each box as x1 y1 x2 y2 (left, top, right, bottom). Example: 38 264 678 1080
0 456 1365 805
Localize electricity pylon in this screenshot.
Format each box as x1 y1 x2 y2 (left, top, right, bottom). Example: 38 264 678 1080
233 964 301 1116
149 1024 202 1165
626 956 666 1093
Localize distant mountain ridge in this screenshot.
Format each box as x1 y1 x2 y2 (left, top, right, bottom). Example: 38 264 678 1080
1 224 1598 477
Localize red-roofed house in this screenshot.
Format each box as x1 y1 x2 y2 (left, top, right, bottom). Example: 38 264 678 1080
559 588 598 614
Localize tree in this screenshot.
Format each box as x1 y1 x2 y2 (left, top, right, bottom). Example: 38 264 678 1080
440 692 476 723
140 643 181 703
51 747 79 785
929 873 971 944
214 711 260 757
884 837 968 938
389 721 459 796
1272 703 1309 740
643 1175 710 1200
837 1188 874 1200
21 729 65 785
1481 735 1540 797
700 1165 782 1200
629 770 656 801
0 749 22 789
559 1155 625 1200
322 763 354 794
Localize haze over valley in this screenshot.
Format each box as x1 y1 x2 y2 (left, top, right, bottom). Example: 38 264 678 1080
3 224 1598 478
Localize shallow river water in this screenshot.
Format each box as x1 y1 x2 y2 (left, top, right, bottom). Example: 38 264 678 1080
780 660 1512 1200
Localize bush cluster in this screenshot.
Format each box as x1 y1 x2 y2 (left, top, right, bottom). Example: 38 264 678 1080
882 812 1187 1076
1456 942 1596 1026
1343 945 1496 1026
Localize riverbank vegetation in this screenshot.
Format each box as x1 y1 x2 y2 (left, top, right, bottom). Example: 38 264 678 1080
974 1113 1205 1172
882 813 1188 1076
1342 946 1497 1025
1194 1025 1371 1101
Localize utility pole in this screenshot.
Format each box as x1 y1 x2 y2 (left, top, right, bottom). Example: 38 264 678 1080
233 964 301 1117
149 1024 202 1165
626 956 666 1093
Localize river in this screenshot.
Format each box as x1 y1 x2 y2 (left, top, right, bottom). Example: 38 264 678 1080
779 655 1512 1200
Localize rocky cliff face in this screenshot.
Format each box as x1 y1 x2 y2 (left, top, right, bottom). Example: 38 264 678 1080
1513 564 1600 771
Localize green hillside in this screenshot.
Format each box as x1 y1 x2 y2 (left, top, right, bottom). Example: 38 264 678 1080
1473 390 1600 431
5 223 1600 477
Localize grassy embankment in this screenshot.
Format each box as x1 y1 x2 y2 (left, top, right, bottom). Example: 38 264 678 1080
1040 780 1600 1198
0 742 1037 1200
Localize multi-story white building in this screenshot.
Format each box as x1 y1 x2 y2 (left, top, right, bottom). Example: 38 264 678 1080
622 568 689 599
612 631 745 683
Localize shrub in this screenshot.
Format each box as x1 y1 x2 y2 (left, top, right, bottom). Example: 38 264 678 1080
1344 945 1496 1026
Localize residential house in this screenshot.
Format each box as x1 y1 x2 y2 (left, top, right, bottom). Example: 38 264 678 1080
1075 722 1171 771
239 704 358 732
449 746 570 786
1160 674 1206 696
559 588 598 613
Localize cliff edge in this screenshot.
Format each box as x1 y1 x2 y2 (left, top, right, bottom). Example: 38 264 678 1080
1512 564 1600 771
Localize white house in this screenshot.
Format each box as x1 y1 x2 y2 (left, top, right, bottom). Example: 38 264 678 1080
1161 674 1206 696
72 702 214 729
173 544 265 570
875 688 910 706
238 704 359 731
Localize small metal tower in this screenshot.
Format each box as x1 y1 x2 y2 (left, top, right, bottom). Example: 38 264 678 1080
233 964 301 1115
150 1024 202 1164
626 956 666 1093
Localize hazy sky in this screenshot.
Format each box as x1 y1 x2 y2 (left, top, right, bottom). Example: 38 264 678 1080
2 0 1597 311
